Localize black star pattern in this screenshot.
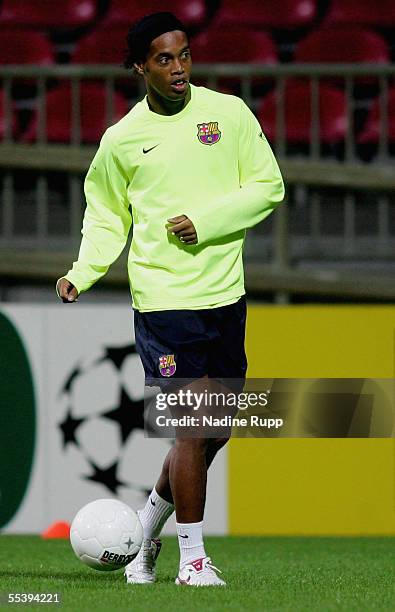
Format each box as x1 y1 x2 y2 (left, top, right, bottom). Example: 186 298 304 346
58 343 168 496
84 460 127 494
98 344 137 371
60 365 82 395
124 537 133 550
102 387 145 443
58 409 85 447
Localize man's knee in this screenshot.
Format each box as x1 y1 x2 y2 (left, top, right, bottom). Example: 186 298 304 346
175 437 210 452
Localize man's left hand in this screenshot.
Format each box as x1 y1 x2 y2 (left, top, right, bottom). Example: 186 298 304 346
167 215 198 244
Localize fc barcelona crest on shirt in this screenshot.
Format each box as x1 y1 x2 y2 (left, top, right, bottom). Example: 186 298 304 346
197 122 221 145
159 354 176 377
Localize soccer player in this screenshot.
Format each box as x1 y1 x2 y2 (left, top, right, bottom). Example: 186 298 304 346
57 12 284 586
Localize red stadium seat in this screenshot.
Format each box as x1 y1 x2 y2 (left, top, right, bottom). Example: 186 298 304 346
192 29 277 64
0 29 54 64
358 88 395 144
324 0 395 28
295 27 390 65
0 0 97 28
22 84 129 144
257 81 347 144
191 29 277 92
72 28 127 65
214 0 317 29
102 0 206 29
72 29 136 97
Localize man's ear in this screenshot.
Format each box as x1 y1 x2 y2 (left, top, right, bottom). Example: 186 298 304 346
134 62 145 75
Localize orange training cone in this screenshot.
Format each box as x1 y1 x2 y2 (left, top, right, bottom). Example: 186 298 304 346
41 521 71 539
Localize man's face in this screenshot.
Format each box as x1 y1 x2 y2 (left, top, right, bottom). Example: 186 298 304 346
140 30 191 101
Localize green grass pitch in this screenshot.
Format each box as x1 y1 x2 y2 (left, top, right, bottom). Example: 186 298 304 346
0 536 394 611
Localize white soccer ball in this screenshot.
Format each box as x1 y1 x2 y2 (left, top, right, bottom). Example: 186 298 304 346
70 498 143 571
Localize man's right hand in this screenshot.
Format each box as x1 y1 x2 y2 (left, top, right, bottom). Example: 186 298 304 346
56 278 79 303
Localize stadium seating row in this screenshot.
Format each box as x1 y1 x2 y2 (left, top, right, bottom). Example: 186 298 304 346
1 0 395 31
0 0 206 29
0 26 393 65
1 82 394 146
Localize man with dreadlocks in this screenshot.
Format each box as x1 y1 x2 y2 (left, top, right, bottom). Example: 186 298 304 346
57 12 284 586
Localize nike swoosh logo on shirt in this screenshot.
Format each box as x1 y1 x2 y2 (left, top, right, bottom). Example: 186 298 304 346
179 534 189 539
143 144 160 154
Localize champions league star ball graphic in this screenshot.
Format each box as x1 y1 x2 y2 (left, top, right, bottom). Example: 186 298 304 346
70 498 143 571
58 343 170 501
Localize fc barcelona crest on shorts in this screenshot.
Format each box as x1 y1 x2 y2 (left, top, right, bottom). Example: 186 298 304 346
159 354 176 377
197 122 221 145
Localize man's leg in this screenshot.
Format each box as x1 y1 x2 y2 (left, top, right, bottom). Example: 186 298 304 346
155 436 229 505
151 376 232 579
136 436 228 541
129 303 245 585
125 435 228 584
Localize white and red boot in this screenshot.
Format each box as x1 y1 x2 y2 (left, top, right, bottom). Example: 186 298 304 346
124 538 162 584
175 557 226 587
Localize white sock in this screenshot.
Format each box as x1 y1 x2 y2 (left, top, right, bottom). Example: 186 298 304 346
138 488 174 540
176 520 206 567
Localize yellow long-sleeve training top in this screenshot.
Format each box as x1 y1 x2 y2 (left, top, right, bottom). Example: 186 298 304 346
65 84 285 311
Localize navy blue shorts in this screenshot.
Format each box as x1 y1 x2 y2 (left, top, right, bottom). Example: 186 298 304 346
134 297 247 389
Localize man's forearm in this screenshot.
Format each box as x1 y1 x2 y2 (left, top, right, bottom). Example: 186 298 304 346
64 219 131 294
188 179 284 245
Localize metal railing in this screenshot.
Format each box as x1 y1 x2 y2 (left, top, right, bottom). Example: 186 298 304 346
1 63 395 156
1 64 394 301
